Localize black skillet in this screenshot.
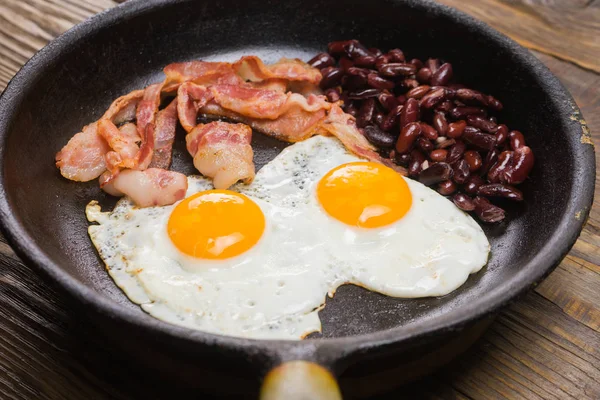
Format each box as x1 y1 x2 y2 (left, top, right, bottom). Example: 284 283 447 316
0 0 595 398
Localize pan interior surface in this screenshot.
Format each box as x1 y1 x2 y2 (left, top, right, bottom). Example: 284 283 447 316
0 0 590 341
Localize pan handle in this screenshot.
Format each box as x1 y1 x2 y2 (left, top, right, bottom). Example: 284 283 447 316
259 360 342 400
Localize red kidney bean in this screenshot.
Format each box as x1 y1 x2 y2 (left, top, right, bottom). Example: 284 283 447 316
455 88 489 106
396 122 422 153
367 73 395 90
438 180 458 195
420 88 447 109
447 120 467 138
416 67 432 83
400 98 420 128
396 152 411 166
375 54 391 69
378 63 417 77
446 140 466 164
452 193 476 211
369 47 383 57
473 196 506 223
419 162 453 185
466 115 497 133
336 87 352 104
494 124 508 145
449 106 487 120
398 79 418 92
396 94 407 105
509 130 526 150
343 40 373 59
410 58 424 69
420 122 438 140
464 175 485 195
340 91 350 106
325 88 341 103
363 125 396 148
408 150 426 176
346 103 359 117
502 146 534 184
388 48 406 62
309 52 335 69
342 74 366 90
437 138 456 149
407 85 431 99
417 137 435 152
463 150 482 171
480 148 499 176
373 112 385 127
353 55 376 68
380 104 403 131
478 183 524 201
347 66 371 78
431 63 453 86
486 95 503 111
338 56 354 71
464 126 480 135
357 98 375 127
319 67 344 89
348 88 381 99
453 159 471 184
327 40 354 56
425 58 441 73
433 112 449 135
430 149 448 162
436 100 453 113
463 128 496 150
448 83 466 90
377 92 398 111
487 150 513 183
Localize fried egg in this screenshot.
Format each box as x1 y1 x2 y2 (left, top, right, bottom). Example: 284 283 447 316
87 135 490 340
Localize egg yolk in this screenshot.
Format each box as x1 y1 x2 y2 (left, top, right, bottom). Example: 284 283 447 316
168 190 265 259
316 162 412 228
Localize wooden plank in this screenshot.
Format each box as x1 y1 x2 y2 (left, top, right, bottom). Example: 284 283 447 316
437 0 600 73
523 51 600 335
0 0 116 91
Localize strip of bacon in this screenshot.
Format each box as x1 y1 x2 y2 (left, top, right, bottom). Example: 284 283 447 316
136 83 163 137
248 78 288 93
55 123 110 182
186 121 255 189
56 90 144 182
164 57 321 93
129 82 163 171
98 121 140 169
102 89 145 123
100 168 188 207
148 99 178 169
177 82 331 139
176 82 214 132
163 61 242 92
233 56 321 86
199 101 327 143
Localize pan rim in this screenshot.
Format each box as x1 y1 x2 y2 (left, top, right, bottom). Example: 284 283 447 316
0 0 595 362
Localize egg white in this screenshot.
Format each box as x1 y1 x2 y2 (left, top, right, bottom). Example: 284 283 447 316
87 135 490 340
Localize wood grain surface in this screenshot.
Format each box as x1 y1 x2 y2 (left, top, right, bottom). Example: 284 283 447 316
0 0 598 399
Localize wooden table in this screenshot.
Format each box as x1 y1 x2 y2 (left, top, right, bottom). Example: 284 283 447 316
0 1 598 398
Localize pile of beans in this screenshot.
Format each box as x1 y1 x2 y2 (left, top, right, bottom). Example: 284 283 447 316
308 40 534 223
